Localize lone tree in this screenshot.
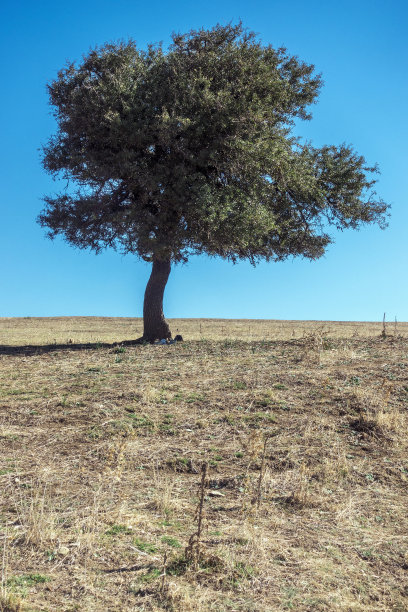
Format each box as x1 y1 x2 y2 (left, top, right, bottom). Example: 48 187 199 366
39 23 388 342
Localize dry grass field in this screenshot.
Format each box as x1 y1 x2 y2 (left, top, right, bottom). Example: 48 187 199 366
1 317 408 611
1 317 408 347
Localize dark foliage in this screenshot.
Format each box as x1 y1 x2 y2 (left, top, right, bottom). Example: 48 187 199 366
39 23 389 266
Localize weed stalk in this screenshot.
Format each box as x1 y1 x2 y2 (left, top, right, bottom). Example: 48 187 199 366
381 312 387 338
252 434 270 508
184 462 208 569
160 551 168 597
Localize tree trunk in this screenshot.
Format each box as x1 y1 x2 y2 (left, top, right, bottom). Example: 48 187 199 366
143 258 172 342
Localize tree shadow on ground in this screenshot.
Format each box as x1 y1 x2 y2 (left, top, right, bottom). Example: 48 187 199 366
0 338 145 357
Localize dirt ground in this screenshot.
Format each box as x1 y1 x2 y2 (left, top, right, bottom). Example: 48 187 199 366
0 318 407 611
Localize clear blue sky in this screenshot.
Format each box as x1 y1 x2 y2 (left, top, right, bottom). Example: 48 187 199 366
0 0 406 321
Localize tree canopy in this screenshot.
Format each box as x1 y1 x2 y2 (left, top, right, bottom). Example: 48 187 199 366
39 22 389 340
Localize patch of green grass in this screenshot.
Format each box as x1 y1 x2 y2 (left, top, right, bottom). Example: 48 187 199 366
186 392 205 403
282 586 298 609
159 414 176 434
232 380 247 390
359 548 375 560
105 524 133 536
126 413 154 429
137 568 161 583
7 574 50 590
113 346 126 354
167 456 196 471
159 424 175 435
244 411 276 425
87 425 103 439
45 549 57 562
161 535 181 548
254 394 274 408
159 519 183 530
176 456 189 466
133 537 157 553
234 561 257 579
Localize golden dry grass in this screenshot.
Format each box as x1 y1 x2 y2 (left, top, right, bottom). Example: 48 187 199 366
1 316 407 346
0 318 408 611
